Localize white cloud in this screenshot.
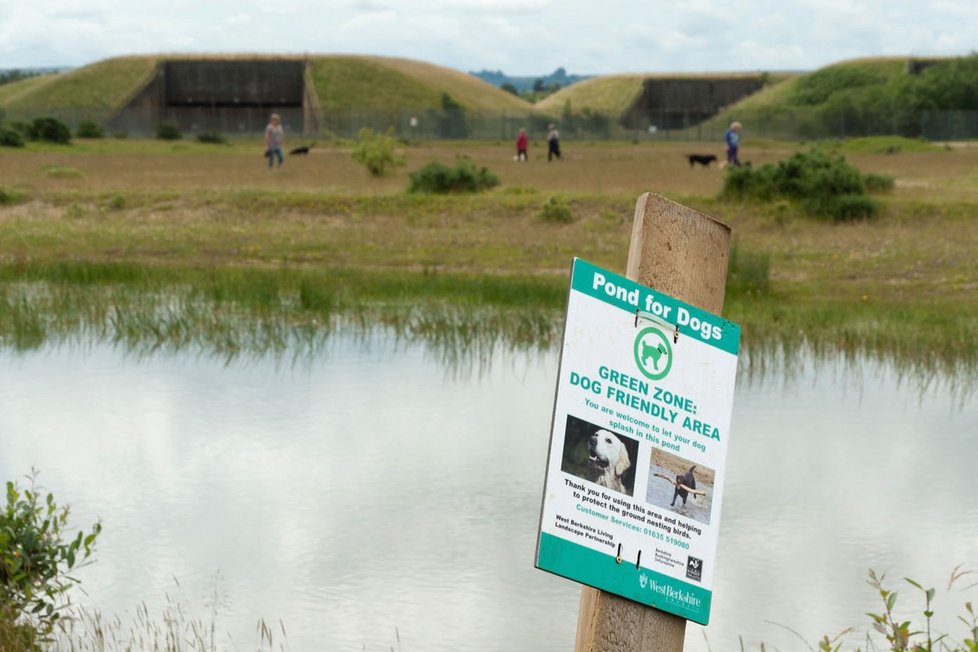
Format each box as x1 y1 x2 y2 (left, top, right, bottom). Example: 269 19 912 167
1 0 977 73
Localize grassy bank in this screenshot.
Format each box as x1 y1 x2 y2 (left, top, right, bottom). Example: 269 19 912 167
1 137 977 379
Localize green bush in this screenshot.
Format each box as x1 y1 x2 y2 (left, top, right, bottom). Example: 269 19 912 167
408 156 500 194
351 127 405 177
156 123 182 140
196 130 228 144
537 195 573 223
0 126 25 148
721 149 880 220
75 121 104 139
27 117 71 144
0 471 101 639
0 188 27 205
7 121 31 136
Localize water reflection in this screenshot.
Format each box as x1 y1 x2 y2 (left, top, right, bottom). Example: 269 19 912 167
0 335 976 651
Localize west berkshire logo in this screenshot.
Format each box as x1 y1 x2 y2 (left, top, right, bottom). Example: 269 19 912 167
634 326 673 381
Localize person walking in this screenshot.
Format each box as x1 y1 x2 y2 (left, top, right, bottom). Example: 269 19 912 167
724 121 742 167
516 128 529 161
264 113 285 169
547 123 561 161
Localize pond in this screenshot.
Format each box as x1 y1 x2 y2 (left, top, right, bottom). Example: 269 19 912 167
1 334 976 651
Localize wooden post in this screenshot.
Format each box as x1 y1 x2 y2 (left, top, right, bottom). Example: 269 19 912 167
574 192 732 652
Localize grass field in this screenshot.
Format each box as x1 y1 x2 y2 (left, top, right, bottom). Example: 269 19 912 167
1 136 977 377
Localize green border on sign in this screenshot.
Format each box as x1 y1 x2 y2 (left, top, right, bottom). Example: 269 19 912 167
569 258 740 356
536 533 713 624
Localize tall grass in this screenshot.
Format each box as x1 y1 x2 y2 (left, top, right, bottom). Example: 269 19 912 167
50 580 290 651
2 261 978 392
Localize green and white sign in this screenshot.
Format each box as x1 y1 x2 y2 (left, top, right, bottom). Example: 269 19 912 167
535 258 740 625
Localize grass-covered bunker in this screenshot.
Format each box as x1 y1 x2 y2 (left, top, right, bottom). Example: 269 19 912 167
112 59 316 135
623 76 765 130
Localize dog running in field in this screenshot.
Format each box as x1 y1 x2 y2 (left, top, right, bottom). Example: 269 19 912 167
671 465 697 506
686 154 718 168
587 430 632 494
288 143 315 155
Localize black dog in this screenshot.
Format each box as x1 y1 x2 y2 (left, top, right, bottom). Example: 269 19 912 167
671 465 697 506
288 143 315 155
686 154 717 168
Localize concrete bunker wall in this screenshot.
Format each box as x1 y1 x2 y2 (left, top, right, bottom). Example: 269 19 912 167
622 77 764 130
111 59 317 135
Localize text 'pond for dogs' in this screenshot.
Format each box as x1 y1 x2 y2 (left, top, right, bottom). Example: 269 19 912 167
535 258 740 625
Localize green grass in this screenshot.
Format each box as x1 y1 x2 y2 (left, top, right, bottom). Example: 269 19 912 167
41 164 83 178
0 56 158 122
0 73 57 106
817 135 946 154
536 75 646 119
3 54 531 128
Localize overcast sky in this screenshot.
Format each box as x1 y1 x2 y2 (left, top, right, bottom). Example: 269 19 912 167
2 0 977 75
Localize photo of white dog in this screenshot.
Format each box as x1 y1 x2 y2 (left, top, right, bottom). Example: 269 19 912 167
560 415 639 497
587 429 632 493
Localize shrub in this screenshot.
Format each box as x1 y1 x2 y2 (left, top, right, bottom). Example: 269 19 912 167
0 126 25 148
537 195 573 223
99 194 126 211
27 117 71 144
75 121 104 139
801 193 878 221
7 121 31 136
0 188 27 205
0 471 101 639
351 127 405 177
721 149 880 220
196 130 227 144
156 123 181 140
408 157 500 193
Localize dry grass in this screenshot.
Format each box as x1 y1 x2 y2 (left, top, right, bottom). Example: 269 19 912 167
2 137 977 306
2 136 978 374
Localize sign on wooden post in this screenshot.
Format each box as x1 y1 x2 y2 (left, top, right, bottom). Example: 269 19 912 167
535 193 737 651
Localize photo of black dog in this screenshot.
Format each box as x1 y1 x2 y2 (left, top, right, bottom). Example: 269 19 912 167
671 465 697 506
686 154 718 168
289 143 315 155
648 448 715 525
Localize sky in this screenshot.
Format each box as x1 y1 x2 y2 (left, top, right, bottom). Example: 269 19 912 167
2 0 977 76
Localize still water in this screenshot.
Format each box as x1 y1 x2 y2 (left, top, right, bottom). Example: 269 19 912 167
1 335 976 651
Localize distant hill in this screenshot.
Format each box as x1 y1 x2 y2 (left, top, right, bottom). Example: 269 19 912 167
3 54 974 140
470 67 591 92
0 54 533 127
536 71 782 130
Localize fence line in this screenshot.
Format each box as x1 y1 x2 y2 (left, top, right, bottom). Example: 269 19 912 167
4 103 978 142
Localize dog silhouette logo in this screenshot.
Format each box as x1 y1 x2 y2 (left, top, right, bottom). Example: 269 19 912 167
633 326 673 381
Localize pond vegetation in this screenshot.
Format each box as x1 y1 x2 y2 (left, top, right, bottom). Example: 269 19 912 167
1 137 977 390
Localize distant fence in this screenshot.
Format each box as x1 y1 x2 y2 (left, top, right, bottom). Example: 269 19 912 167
4 103 978 142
